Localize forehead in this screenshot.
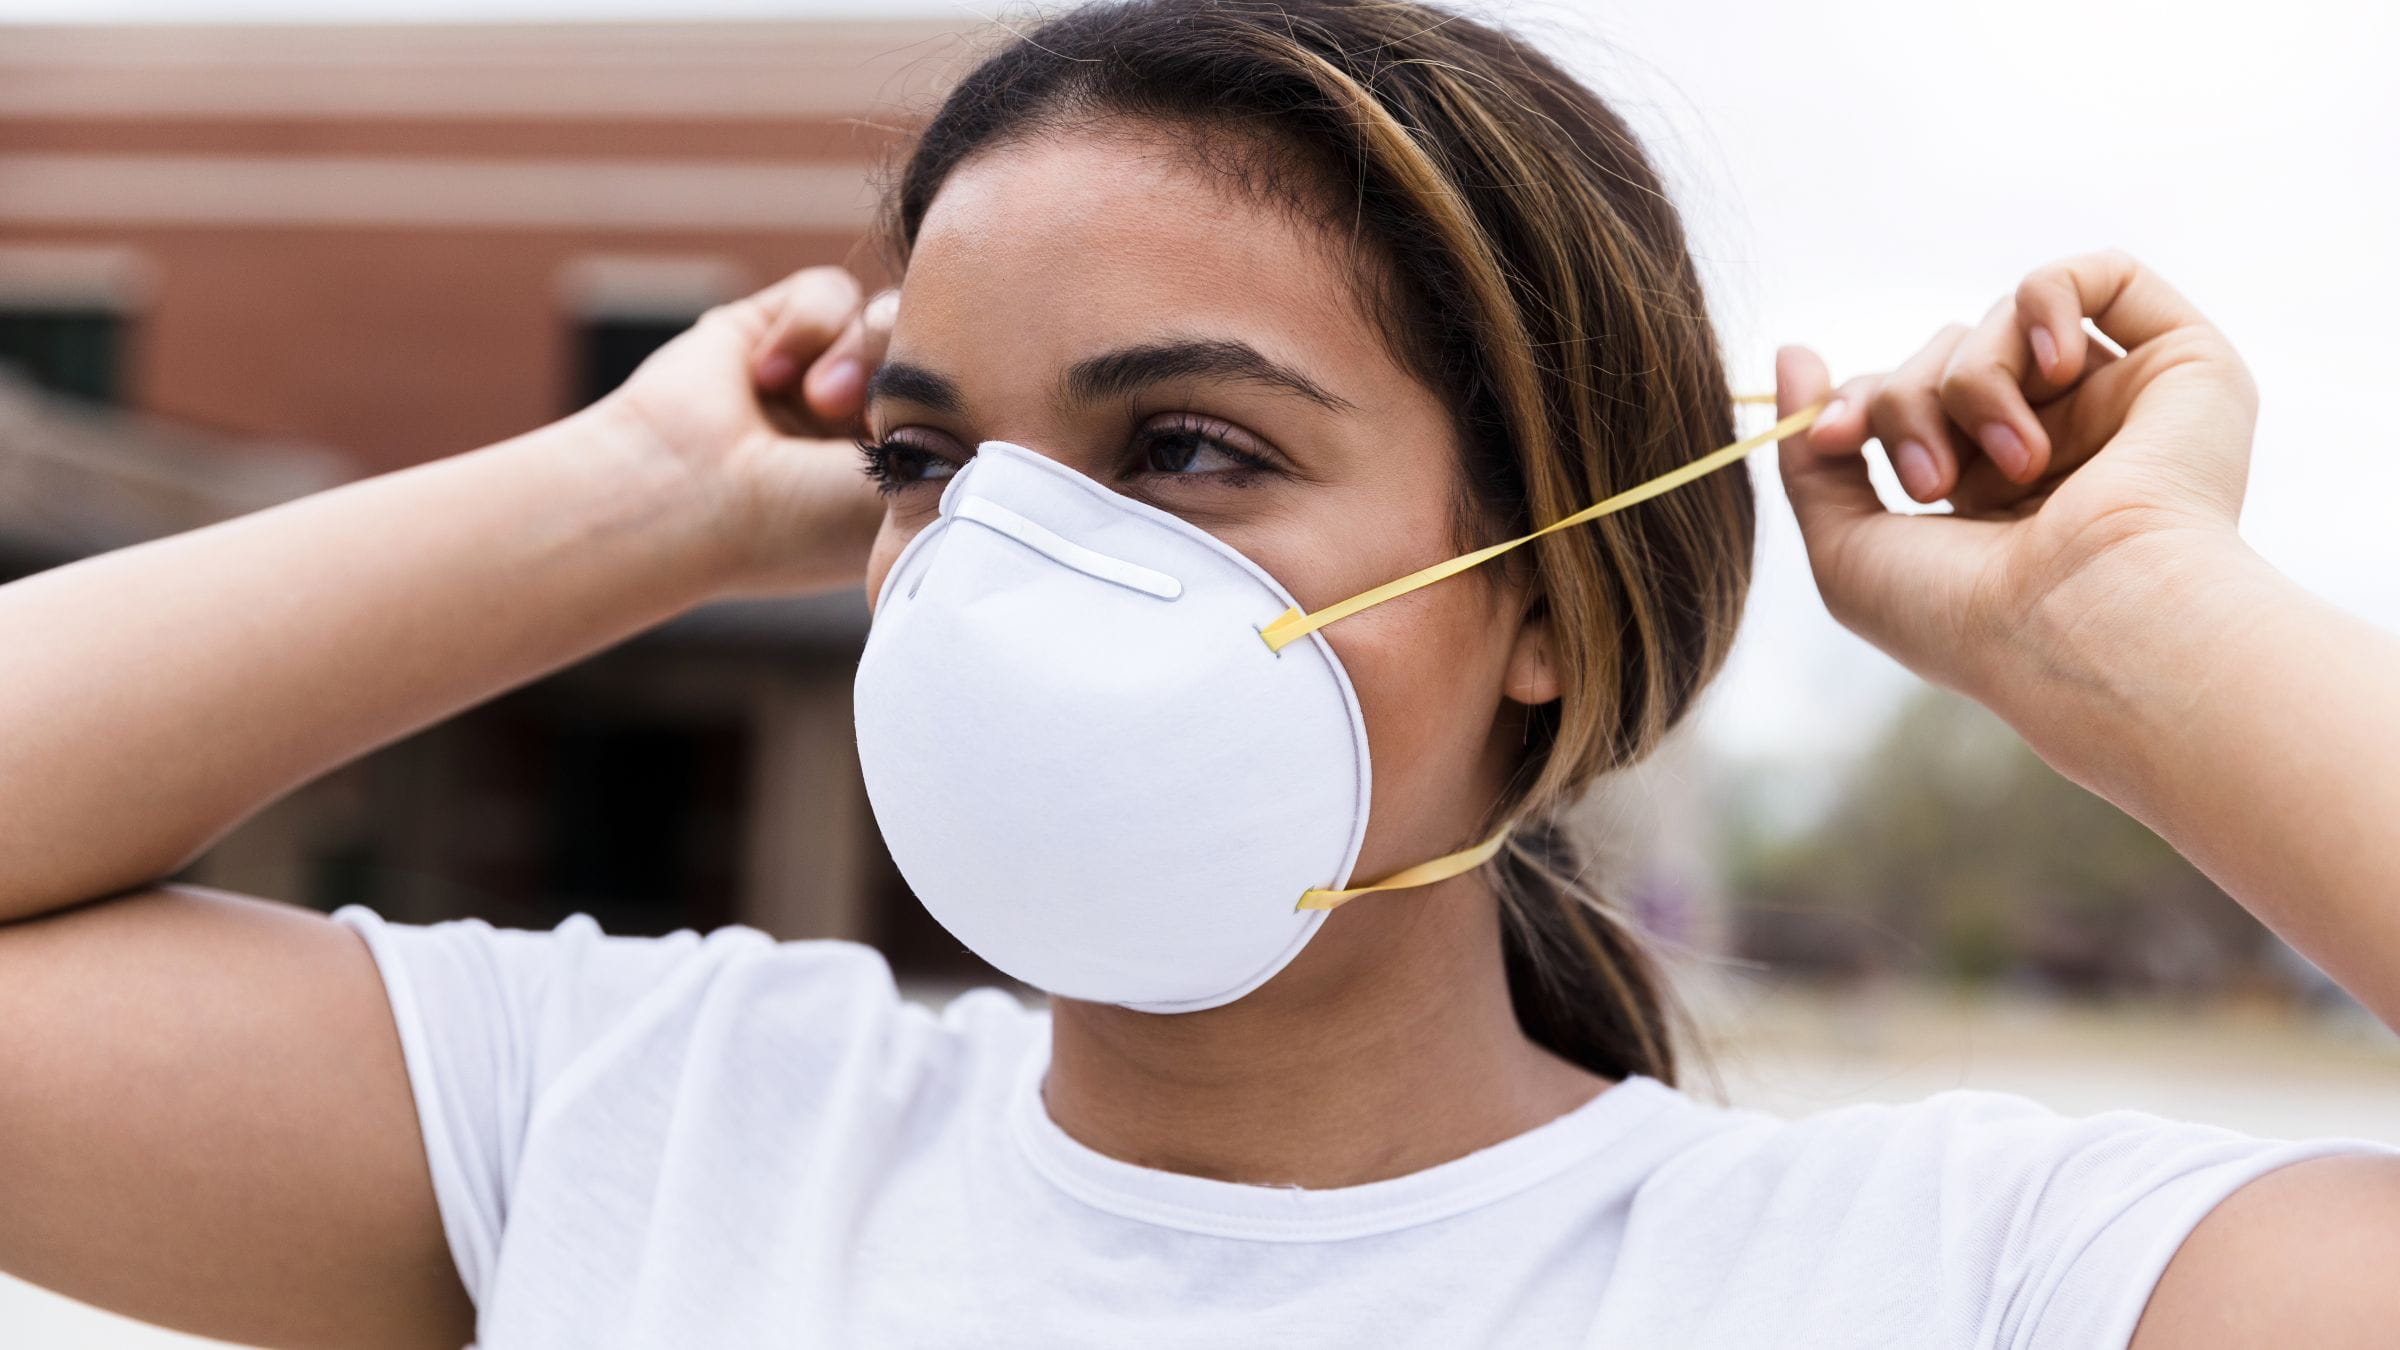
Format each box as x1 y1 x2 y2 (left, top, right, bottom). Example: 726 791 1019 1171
897 126 1386 372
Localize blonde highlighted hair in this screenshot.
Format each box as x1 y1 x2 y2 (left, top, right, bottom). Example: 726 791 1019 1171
882 0 1752 1082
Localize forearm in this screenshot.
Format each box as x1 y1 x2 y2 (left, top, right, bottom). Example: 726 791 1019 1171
2009 531 2400 1020
0 404 735 921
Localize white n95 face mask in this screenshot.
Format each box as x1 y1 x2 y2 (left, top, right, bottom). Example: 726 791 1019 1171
852 399 1820 1014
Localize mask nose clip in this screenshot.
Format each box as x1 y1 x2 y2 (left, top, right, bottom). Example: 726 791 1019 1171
953 495 1182 601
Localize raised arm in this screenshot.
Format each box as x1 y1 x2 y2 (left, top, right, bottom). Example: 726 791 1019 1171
1776 247 2400 1346
0 266 886 920
0 266 890 1347
1775 247 2400 1028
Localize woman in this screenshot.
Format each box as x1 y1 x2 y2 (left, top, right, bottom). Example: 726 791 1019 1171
2 1 2395 1346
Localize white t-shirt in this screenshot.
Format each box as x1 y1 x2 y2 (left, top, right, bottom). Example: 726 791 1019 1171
332 905 2392 1349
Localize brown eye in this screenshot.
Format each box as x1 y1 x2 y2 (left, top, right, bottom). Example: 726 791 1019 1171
1132 416 1276 481
858 435 963 495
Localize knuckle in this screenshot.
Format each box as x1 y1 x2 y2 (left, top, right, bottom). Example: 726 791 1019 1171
2014 271 2062 310
778 306 851 346
696 298 750 331
2094 245 2142 278
793 262 859 294
1936 359 1992 404
779 268 863 325
1888 371 1947 420
1866 380 1915 422
2226 349 2262 406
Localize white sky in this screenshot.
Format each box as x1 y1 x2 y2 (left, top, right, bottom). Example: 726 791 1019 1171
1562 0 2400 768
6 0 2393 767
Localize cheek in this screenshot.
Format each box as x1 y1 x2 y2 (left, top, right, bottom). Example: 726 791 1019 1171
1235 477 1512 821
1326 586 1513 803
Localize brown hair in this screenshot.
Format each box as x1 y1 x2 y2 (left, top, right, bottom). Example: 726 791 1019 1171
878 0 1752 1083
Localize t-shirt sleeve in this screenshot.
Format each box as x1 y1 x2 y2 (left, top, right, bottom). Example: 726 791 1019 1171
329 903 783 1308
1994 1097 2397 1348
1638 1085 2400 1348
1819 1088 2399 1349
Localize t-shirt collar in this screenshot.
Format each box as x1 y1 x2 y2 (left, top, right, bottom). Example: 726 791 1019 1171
1005 1029 1682 1242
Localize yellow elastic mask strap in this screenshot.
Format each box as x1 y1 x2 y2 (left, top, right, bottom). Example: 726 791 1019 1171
1296 821 1515 912
1259 394 1825 653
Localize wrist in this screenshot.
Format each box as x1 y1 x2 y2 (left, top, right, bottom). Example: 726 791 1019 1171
1994 524 2277 808
566 396 754 600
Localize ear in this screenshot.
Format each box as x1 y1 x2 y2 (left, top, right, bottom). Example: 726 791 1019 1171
1501 606 1561 707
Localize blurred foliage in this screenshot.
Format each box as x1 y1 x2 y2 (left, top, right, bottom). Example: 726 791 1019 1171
1722 687 2293 1001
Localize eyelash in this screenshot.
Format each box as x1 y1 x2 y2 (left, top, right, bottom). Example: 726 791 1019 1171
854 438 951 496
855 416 1279 497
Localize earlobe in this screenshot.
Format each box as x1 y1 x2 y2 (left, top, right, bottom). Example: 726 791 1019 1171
1502 610 1562 707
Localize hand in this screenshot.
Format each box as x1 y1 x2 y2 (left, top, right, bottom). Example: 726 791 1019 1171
596 265 899 596
1775 248 2261 705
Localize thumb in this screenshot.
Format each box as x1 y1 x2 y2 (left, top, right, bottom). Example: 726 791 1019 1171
1774 344 1881 561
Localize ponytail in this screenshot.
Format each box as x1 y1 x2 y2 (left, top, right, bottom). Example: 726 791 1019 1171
886 0 1750 1082
1495 814 1680 1083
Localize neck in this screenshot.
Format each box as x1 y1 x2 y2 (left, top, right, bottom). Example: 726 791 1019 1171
1039 869 1613 1189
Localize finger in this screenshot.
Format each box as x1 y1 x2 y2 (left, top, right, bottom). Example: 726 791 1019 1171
1776 342 1832 419
1801 373 1884 458
1937 295 2054 487
1776 344 1882 549
802 287 899 425
2018 246 2222 361
713 263 851 345
1947 340 2125 516
1865 322 1973 504
2014 267 2094 388
746 266 865 391
798 312 870 422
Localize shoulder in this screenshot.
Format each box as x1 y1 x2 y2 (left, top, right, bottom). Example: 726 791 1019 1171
1614 1083 2398 1348
328 905 1046 1309
2131 1150 2400 1349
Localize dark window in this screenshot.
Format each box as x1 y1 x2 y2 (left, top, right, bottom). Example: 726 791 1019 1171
540 718 747 938
0 307 124 405
574 316 693 410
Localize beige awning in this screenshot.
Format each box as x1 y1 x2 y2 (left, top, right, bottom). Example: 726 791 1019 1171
0 372 869 650
0 369 346 566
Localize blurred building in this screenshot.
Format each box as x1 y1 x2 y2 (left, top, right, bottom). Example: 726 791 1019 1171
0 364 343 568
0 20 995 973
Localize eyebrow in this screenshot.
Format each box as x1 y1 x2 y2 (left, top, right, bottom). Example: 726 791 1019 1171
864 360 968 417
864 336 1357 418
1062 338 1357 413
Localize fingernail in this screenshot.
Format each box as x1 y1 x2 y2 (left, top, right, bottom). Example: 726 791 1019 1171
1816 397 1847 427
809 357 862 407
1979 421 2030 479
2028 325 2058 376
755 352 797 388
1894 439 1939 500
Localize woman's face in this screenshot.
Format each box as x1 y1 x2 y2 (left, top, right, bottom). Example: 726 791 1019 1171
861 124 1556 994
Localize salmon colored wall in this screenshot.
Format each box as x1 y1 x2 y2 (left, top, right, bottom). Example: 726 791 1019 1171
0 113 913 162
0 113 913 475
0 221 892 475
